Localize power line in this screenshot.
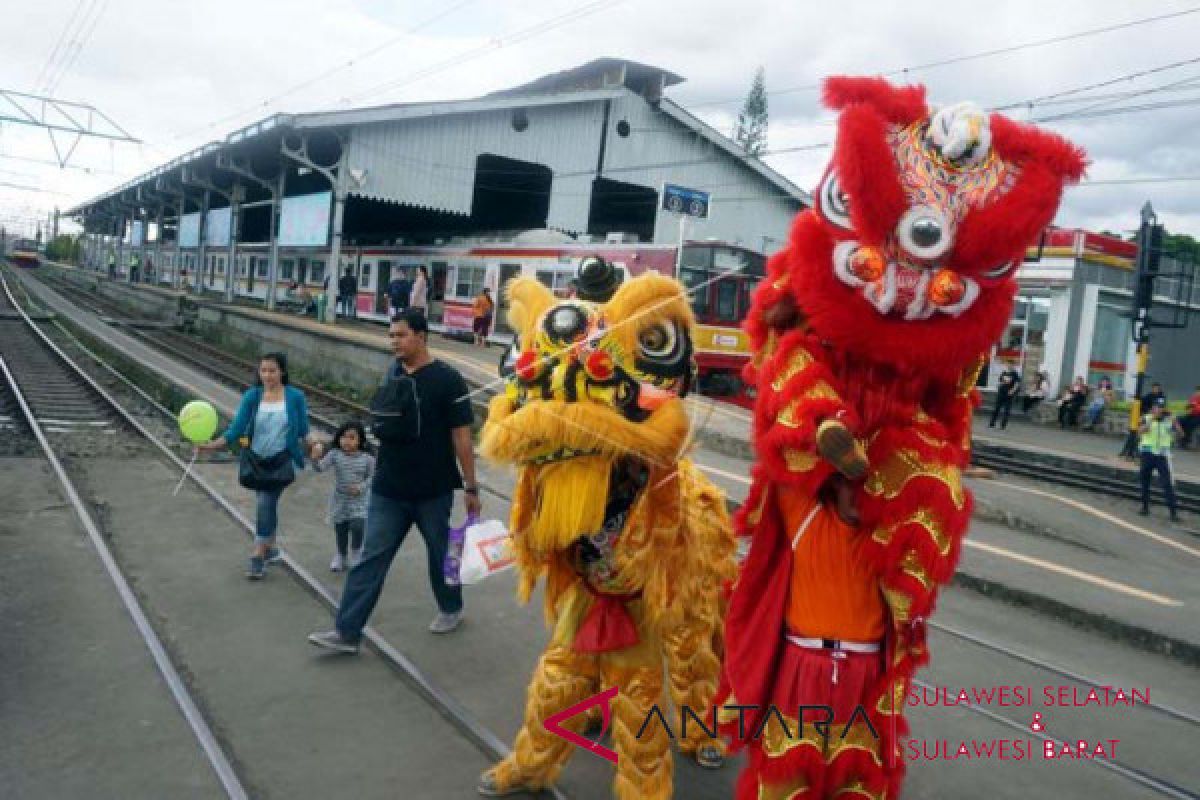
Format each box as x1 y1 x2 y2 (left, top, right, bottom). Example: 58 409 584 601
1033 68 1200 122
168 0 481 144
991 55 1200 112
45 0 111 97
33 0 89 93
343 0 627 106
686 6 1200 109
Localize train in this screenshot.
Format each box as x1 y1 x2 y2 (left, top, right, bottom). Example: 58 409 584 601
7 238 41 268
117 233 765 406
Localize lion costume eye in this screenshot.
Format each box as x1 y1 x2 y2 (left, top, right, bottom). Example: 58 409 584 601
638 322 679 362
818 169 853 231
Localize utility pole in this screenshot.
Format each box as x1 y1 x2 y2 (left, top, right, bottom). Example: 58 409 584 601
1120 203 1163 459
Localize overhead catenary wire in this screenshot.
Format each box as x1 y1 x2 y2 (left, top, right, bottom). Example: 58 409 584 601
44 0 111 97
685 5 1200 109
168 0 482 144
340 0 628 107
32 0 89 93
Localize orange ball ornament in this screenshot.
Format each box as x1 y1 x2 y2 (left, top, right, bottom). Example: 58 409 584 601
927 269 966 307
849 247 886 282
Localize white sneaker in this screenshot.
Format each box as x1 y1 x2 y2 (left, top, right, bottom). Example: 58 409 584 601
330 553 345 572
429 611 463 634
349 548 364 568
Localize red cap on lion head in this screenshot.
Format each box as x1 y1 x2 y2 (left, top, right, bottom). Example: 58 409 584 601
751 76 1087 373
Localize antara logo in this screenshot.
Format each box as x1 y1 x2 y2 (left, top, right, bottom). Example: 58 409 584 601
542 686 619 764
544 688 882 765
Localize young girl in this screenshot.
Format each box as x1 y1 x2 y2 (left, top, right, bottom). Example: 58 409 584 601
313 420 375 572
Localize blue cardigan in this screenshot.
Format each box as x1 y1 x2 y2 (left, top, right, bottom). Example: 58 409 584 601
223 385 311 468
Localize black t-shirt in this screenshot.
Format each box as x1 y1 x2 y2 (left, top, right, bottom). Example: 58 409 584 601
373 359 473 501
338 275 357 296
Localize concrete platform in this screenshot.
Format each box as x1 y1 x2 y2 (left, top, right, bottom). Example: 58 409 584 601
16 265 1200 797
20 266 1200 667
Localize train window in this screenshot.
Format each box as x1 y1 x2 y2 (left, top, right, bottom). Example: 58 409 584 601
680 246 713 269
536 270 554 289
257 258 269 278
680 267 709 317
360 263 371 288
715 279 738 321
455 264 486 298
281 259 294 280
310 260 326 284
217 257 226 275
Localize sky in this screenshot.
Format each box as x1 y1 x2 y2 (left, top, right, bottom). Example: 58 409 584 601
2 0 1198 241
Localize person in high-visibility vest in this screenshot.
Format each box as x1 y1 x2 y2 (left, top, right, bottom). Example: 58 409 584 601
1138 398 1183 521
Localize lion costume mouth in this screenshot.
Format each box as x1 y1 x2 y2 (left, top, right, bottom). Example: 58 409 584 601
832 240 980 319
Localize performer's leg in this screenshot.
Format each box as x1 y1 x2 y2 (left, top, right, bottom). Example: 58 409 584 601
480 644 600 793
662 621 726 764
603 658 672 800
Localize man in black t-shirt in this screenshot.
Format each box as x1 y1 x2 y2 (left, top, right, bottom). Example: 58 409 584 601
310 310 480 652
989 360 1022 429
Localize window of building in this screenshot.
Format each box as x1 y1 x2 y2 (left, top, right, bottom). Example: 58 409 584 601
310 260 325 284
237 256 246 276
454 264 487 298
217 256 226 275
281 259 294 280
257 257 269 278
360 262 371 288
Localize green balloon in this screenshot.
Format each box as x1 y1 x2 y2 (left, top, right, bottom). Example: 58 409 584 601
178 400 218 444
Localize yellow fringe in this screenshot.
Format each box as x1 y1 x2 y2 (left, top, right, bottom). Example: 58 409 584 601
527 457 613 553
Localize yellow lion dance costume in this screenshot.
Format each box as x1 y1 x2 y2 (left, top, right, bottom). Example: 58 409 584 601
477 265 737 799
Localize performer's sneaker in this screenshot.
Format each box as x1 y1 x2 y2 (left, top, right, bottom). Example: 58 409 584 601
307 629 360 654
696 744 725 769
816 419 868 479
429 611 463 634
477 771 536 797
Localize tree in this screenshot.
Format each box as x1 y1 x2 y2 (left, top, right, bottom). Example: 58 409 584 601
734 66 768 157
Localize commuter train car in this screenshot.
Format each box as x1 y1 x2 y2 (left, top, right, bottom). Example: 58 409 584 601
8 238 41 268
149 235 765 406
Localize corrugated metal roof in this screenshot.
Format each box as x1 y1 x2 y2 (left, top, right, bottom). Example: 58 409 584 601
67 61 810 230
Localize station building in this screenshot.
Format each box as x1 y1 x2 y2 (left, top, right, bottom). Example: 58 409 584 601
993 227 1199 400
67 58 808 336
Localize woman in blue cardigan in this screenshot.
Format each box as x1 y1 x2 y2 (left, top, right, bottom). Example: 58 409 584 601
198 352 318 579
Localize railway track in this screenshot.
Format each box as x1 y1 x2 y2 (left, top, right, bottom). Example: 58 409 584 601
13 265 1200 799
0 270 556 799
36 267 1200 516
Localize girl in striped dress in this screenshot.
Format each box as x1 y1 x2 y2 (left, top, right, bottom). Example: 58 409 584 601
313 420 374 572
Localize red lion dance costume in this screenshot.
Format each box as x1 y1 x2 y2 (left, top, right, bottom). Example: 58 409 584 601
719 76 1085 799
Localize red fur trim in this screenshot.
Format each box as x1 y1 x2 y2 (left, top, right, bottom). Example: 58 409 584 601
831 106 910 244
952 164 1071 280
990 114 1087 183
823 76 927 124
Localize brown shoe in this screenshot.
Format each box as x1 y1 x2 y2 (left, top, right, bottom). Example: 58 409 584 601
816 419 868 480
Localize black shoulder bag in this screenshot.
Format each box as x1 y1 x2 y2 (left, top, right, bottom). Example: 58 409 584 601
237 396 296 491
370 364 422 443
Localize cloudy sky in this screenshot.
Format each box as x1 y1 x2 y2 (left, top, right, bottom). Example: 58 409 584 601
2 0 1198 240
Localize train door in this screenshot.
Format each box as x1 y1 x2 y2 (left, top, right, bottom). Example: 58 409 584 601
375 260 392 313
430 261 448 323
495 263 522 334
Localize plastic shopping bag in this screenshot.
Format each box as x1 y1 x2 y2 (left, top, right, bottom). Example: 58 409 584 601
443 514 476 588
458 518 515 586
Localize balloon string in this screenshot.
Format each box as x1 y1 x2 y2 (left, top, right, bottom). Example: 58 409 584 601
173 450 198 497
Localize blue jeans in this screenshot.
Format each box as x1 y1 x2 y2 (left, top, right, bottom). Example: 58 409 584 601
255 488 284 546
335 491 460 641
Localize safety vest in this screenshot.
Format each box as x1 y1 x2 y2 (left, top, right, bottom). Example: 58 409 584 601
1139 416 1174 455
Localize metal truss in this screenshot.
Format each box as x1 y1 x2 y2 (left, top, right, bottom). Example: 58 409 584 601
0 88 140 168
